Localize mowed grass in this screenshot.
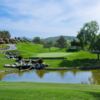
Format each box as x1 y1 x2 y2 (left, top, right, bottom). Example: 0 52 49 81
16 42 62 57
0 42 99 69
43 51 97 67
0 54 15 70
0 82 100 100
59 51 99 67
67 51 97 60
16 42 97 59
17 43 100 67
36 52 72 57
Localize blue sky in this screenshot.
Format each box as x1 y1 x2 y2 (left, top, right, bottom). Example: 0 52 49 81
0 0 100 38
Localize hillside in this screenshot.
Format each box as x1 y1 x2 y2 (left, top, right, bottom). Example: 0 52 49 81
16 43 64 57
44 35 76 42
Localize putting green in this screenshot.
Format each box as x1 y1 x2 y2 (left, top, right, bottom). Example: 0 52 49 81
36 52 72 57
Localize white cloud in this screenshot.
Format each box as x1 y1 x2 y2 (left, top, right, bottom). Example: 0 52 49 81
0 0 100 38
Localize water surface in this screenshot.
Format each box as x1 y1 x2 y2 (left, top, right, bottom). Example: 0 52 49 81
0 69 100 84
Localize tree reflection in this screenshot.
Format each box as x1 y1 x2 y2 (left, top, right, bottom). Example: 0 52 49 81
58 70 67 78
91 70 100 84
0 72 5 80
35 70 47 78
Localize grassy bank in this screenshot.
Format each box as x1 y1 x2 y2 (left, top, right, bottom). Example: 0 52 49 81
0 82 100 100
0 53 15 70
42 51 98 67
0 44 8 49
0 42 99 69
16 42 99 67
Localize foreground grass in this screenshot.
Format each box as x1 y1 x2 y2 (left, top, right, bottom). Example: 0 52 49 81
0 82 100 100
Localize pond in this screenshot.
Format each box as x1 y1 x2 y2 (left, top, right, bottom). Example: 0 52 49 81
0 69 100 84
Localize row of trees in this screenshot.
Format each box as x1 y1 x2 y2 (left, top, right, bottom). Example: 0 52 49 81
32 36 67 49
0 31 11 39
0 31 11 44
32 21 100 59
0 30 31 44
0 21 100 55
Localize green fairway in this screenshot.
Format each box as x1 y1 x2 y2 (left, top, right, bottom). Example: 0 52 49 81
16 43 97 59
16 42 61 57
0 43 99 69
36 52 71 57
0 82 100 100
43 51 98 67
67 51 97 60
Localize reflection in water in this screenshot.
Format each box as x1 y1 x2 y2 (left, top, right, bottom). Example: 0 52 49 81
36 70 46 78
0 72 5 80
91 70 100 84
0 69 100 84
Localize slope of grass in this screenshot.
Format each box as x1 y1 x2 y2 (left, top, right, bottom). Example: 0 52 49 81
0 43 99 69
59 51 99 67
16 42 62 57
67 51 97 60
16 43 97 59
43 51 98 67
0 82 100 100
0 54 15 70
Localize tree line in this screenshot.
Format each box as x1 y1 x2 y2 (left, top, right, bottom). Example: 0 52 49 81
0 20 100 56
32 21 100 51
0 31 31 44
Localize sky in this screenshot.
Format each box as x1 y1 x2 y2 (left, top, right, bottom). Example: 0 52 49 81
0 0 100 38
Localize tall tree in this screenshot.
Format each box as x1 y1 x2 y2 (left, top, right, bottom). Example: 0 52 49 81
92 34 100 60
77 21 99 50
0 30 11 39
43 41 53 51
71 39 81 47
32 37 41 44
55 36 67 48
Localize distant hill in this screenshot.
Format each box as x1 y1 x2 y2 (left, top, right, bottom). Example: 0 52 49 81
44 36 76 42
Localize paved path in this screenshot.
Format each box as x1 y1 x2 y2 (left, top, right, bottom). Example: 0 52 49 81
7 44 17 50
0 44 17 52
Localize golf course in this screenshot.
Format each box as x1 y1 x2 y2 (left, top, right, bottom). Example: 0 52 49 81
0 4 100 99
0 42 99 69
0 42 100 99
